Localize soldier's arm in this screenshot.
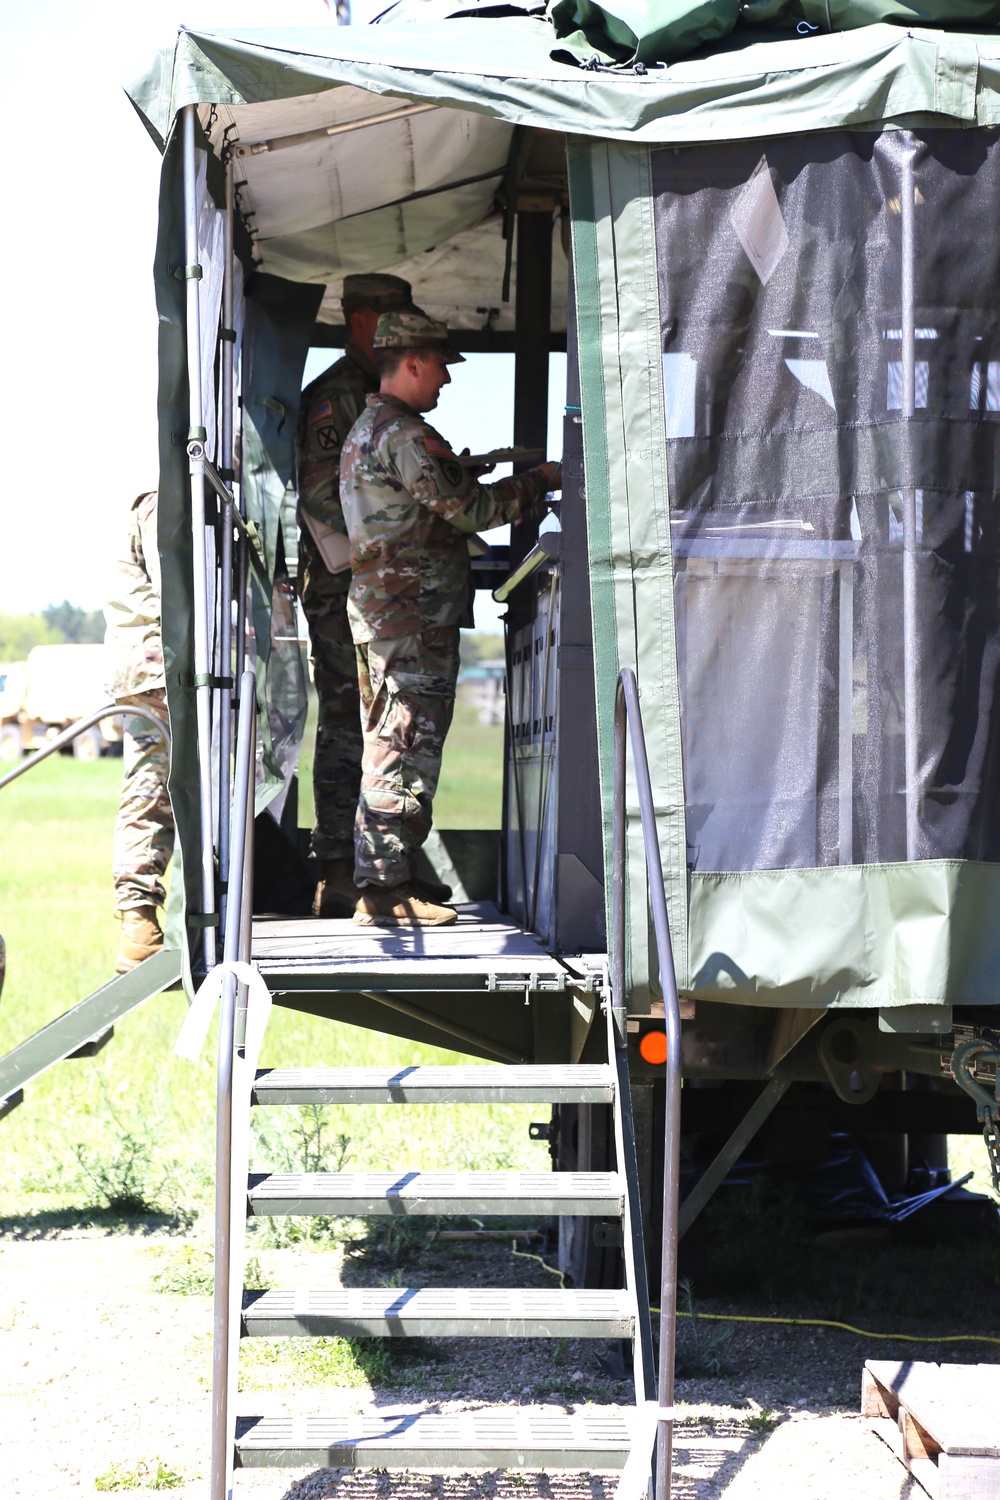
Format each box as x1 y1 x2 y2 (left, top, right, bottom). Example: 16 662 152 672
393 432 554 533
298 386 365 528
135 493 162 603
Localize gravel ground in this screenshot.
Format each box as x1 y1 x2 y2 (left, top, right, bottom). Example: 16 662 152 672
1 1229 960 1498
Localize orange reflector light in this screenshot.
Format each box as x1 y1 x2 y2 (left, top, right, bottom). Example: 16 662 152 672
639 1029 668 1065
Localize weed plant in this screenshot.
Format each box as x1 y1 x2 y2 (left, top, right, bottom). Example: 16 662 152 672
674 1279 733 1377
93 1458 185 1490
149 1243 268 1294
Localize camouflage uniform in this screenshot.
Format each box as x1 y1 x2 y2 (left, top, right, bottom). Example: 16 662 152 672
296 273 415 863
340 312 554 887
104 490 173 913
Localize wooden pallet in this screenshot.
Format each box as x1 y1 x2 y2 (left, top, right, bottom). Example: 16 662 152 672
863 1360 1000 1499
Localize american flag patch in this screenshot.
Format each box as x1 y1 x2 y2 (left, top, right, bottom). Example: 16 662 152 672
424 437 454 457
308 398 334 425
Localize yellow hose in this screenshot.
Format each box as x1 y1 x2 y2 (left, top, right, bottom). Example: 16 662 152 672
509 1242 1000 1347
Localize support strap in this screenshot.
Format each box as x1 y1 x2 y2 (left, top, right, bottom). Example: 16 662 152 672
173 959 271 1065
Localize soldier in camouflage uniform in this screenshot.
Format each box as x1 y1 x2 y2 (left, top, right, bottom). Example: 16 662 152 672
296 272 416 918
340 309 562 927
104 488 173 972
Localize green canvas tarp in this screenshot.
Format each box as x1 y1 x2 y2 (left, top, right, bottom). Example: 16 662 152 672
548 0 1000 66
129 17 1000 1012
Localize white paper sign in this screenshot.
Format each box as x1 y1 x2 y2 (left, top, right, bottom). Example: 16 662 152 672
731 156 789 287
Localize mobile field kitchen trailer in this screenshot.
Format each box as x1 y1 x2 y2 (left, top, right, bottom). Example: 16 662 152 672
19 1 1000 1492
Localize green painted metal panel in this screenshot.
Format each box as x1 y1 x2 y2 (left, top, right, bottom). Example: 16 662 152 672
246 1169 624 1217
252 1064 615 1105
241 1286 633 1339
234 1409 632 1469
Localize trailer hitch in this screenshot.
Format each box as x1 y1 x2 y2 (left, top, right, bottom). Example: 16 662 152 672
950 1036 1000 1192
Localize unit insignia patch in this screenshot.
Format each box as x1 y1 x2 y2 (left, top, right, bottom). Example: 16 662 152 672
438 457 465 488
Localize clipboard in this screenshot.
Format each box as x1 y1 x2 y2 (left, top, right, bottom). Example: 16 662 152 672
301 509 351 575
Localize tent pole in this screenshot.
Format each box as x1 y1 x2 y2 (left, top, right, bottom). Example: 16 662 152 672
900 141 920 862
217 153 236 941
183 102 218 970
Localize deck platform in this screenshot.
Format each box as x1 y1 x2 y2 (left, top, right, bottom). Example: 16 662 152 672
863 1359 1000 1499
252 901 601 994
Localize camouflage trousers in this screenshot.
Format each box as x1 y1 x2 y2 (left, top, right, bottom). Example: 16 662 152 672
300 529 363 862
112 688 174 912
354 625 460 888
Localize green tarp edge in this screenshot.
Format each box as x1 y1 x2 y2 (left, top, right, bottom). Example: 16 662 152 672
125 22 1000 150
154 119 201 995
688 861 1000 1007
571 139 688 1011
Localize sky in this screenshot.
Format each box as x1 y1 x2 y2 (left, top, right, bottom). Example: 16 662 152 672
0 0 565 633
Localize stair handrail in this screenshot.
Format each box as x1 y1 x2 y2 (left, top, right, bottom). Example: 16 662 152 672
210 666 257 1500
0 703 168 793
613 667 682 1500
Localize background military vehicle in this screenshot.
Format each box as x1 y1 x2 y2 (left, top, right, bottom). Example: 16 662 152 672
0 645 120 762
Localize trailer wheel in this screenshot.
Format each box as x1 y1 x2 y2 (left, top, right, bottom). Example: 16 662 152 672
0 726 21 762
72 727 104 762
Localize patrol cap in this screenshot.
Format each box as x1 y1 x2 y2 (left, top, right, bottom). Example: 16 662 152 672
341 273 414 313
373 308 466 364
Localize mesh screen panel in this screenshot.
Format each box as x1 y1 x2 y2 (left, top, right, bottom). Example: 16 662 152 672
653 130 1000 874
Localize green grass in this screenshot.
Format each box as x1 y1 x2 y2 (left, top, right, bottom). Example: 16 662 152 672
238 1334 391 1391
297 689 504 833
0 749 544 1229
148 1243 269 1295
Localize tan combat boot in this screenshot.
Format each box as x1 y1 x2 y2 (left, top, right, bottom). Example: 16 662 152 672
312 858 361 919
116 906 164 973
353 883 457 928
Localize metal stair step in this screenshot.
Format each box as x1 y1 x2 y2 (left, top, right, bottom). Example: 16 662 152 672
253 1064 614 1106
234 1407 633 1469
247 1171 623 1218
241 1286 633 1339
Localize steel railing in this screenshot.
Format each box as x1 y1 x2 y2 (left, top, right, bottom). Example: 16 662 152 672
612 667 682 1500
0 704 169 793
210 667 257 1500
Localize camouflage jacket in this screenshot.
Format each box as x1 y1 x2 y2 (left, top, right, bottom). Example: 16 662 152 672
340 393 551 641
104 490 164 699
297 345 379 535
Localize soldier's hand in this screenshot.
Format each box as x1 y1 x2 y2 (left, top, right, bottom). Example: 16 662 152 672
539 461 562 492
460 447 495 479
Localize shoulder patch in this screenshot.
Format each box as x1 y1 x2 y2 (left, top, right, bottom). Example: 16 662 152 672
424 437 454 458
316 423 339 452
438 457 465 489
308 398 334 426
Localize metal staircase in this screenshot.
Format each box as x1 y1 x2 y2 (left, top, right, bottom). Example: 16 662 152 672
236 1041 651 1473
193 667 681 1500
